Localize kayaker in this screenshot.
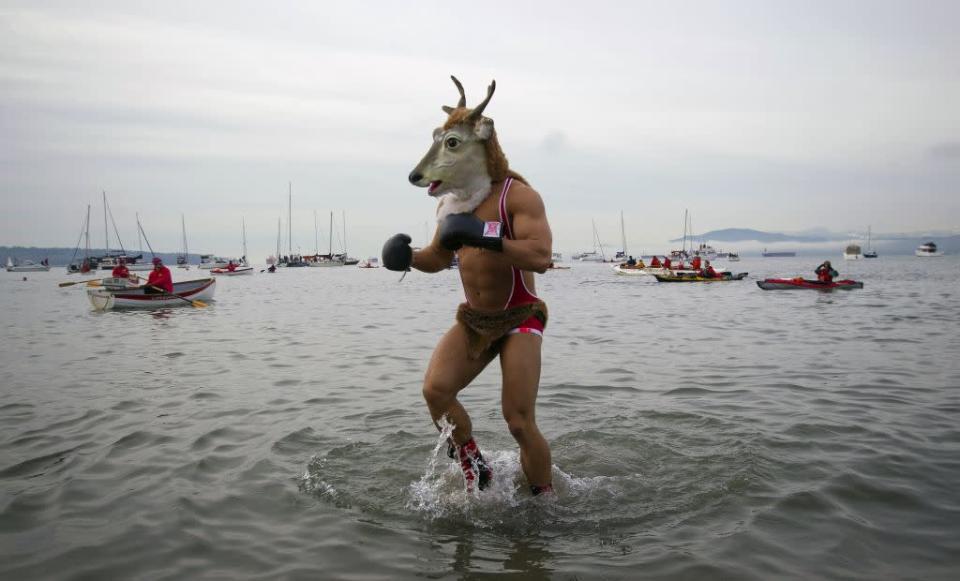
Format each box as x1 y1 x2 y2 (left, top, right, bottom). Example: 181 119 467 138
662 257 671 269
227 260 237 272
691 255 702 270
625 256 636 267
635 258 646 269
650 255 662 268
703 260 719 279
111 257 129 279
145 257 173 294
267 264 276 273
815 260 838 283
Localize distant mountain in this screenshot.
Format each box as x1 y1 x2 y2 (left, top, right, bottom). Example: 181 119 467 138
666 230 960 256
1 246 204 267
669 228 841 243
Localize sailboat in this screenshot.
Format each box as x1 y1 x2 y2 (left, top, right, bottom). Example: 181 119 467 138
670 209 691 260
210 220 254 275
6 256 50 272
177 214 190 269
308 211 345 267
574 220 607 262
282 182 309 267
863 226 878 258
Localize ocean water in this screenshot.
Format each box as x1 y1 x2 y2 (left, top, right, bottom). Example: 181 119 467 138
1 257 958 580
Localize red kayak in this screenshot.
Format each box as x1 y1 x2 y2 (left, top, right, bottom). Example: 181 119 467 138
757 278 863 291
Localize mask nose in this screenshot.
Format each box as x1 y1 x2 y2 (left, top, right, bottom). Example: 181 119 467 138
408 170 423 185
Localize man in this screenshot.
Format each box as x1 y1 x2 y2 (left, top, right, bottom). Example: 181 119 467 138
226 260 237 272
145 257 173 294
649 255 662 268
625 255 636 267
111 257 130 280
382 76 553 496
702 260 718 279
691 255 702 271
815 260 838 283
662 256 671 269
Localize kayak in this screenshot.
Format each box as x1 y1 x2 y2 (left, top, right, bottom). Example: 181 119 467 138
210 266 254 276
655 272 748 282
757 278 863 291
87 278 216 310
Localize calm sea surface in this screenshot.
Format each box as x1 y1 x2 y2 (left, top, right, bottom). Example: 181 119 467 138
1 257 959 580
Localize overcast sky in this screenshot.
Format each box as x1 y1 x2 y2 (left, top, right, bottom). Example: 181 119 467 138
1 0 958 259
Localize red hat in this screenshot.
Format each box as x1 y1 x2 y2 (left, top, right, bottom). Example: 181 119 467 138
152 257 162 265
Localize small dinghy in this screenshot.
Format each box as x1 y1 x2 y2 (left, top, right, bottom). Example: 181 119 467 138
87 278 216 310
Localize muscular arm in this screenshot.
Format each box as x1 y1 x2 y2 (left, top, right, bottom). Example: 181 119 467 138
412 227 456 273
501 183 552 274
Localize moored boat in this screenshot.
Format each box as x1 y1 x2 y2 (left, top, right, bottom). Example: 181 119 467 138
915 242 943 257
87 278 216 310
358 257 380 268
757 278 863 291
6 257 51 272
843 243 862 260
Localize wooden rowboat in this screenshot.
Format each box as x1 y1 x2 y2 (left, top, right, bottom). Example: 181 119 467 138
87 278 216 310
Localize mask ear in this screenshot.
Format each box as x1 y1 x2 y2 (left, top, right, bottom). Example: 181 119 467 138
474 117 494 140
442 105 455 114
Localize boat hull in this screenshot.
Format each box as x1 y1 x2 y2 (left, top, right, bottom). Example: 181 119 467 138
210 267 254 276
87 278 216 310
6 265 51 272
757 278 863 291
655 273 748 282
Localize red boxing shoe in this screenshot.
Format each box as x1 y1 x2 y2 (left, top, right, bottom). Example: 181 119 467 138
457 438 492 491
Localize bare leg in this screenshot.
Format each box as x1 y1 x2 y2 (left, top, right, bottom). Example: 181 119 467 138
422 324 496 445
499 333 552 487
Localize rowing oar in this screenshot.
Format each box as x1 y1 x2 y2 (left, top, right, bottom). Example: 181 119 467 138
142 284 207 308
59 277 102 287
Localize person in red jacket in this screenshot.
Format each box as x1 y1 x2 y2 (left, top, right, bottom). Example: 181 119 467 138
145 257 173 294
650 255 662 268
226 260 237 272
703 260 719 278
663 257 672 269
111 257 130 279
691 255 702 270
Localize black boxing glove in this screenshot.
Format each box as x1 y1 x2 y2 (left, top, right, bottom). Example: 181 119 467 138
438 213 504 252
382 233 413 271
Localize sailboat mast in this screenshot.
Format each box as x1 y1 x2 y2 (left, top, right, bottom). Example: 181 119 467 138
85 205 91 258
288 182 292 257
620 210 627 256
314 210 318 255
103 191 109 254
343 210 347 257
182 214 188 257
682 209 688 255
242 218 247 263
276 217 281 260
328 211 333 256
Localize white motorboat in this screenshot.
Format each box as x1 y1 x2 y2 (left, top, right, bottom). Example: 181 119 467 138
6 257 51 272
198 255 232 269
87 278 216 310
915 242 944 257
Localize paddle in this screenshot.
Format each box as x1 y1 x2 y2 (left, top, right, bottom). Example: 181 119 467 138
59 277 103 287
142 283 207 308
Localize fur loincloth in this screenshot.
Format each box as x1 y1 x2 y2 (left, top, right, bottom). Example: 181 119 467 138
456 300 548 359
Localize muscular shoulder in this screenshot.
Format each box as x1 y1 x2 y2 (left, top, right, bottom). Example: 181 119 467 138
505 180 545 217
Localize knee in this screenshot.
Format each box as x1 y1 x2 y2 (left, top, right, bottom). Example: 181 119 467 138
422 379 452 410
504 410 534 442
